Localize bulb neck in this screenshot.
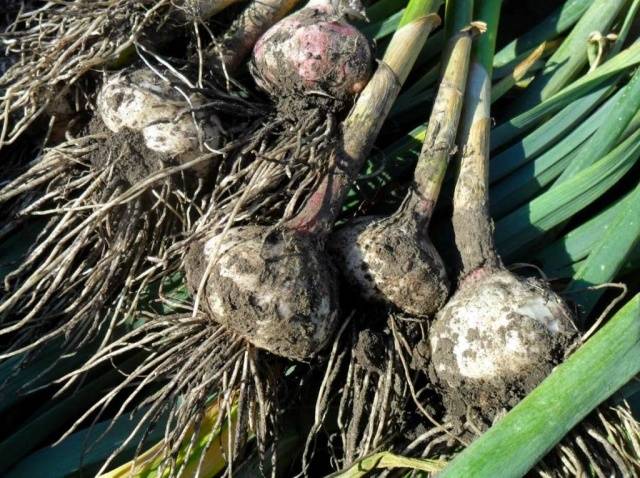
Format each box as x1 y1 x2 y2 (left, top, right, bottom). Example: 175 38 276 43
398 187 436 231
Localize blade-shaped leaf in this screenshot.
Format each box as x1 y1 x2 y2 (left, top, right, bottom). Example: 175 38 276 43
492 41 640 149
6 408 165 478
365 0 407 23
490 78 615 181
362 9 404 40
100 400 237 478
495 127 640 259
490 83 624 217
536 189 635 273
329 452 445 478
493 0 594 73
0 355 144 473
567 180 640 317
508 0 626 113
555 67 640 184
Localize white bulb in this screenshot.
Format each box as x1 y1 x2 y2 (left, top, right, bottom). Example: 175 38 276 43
330 215 449 316
193 226 339 360
430 269 576 408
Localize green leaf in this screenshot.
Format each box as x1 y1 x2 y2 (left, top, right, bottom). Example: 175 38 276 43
555 67 640 184
362 9 404 40
6 408 165 478
444 0 473 37
608 0 640 57
536 189 635 273
491 149 578 219
0 317 135 415
490 78 615 181
567 179 640 316
0 355 144 473
495 127 640 259
489 82 622 217
138 271 191 315
365 0 408 23
493 0 594 73
543 213 640 279
544 246 640 278
329 451 445 478
491 44 547 102
620 244 640 275
101 401 236 478
509 0 627 113
438 293 640 478
492 41 640 149
384 42 640 185
0 340 101 415
405 0 593 104
0 219 45 282
392 73 437 117
400 0 443 27
494 95 640 219
414 28 446 67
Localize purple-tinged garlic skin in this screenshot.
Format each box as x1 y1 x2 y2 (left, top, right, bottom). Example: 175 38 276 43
330 215 449 317
185 225 340 361
429 268 577 413
252 1 373 101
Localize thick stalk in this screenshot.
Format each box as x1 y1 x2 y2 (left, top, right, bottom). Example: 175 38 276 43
444 0 473 39
217 0 300 73
406 22 479 226
452 0 501 275
186 0 244 19
287 2 442 235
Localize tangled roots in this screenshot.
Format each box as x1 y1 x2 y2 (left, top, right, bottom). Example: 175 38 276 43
394 401 640 478
53 312 284 477
195 107 338 229
0 47 261 361
0 0 199 150
537 403 640 478
301 314 419 472
0 131 206 364
0 38 342 471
